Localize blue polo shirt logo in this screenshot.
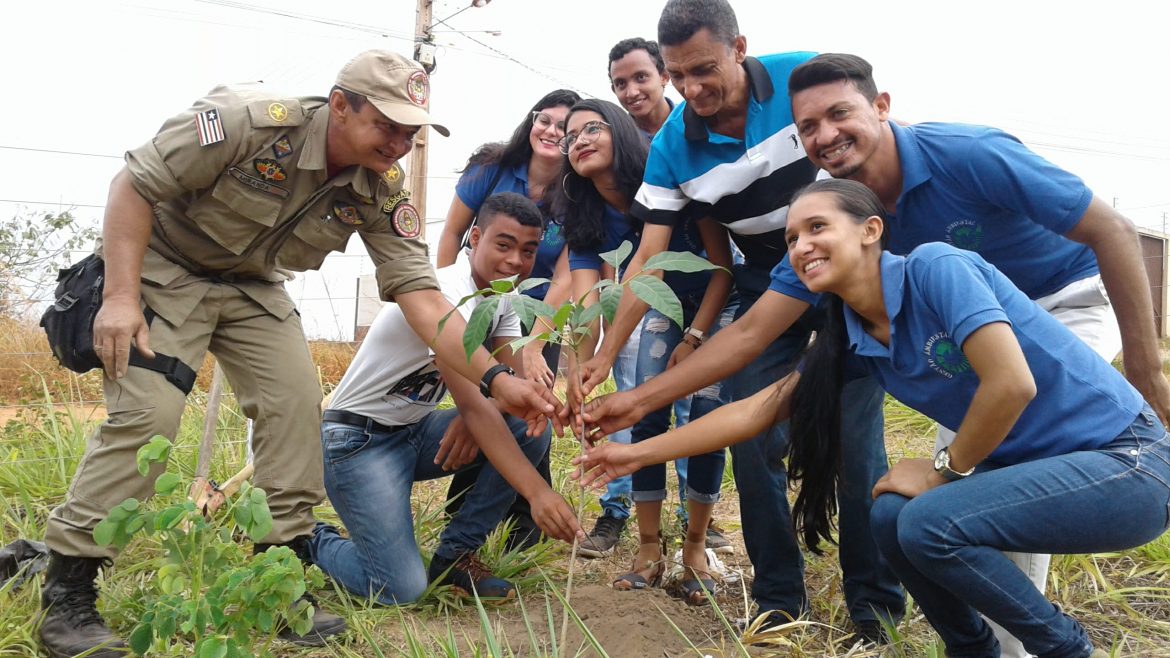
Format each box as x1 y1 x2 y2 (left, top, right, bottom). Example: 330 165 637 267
924 332 971 378
945 219 983 250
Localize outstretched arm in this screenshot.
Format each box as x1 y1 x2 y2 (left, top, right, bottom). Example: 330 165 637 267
581 289 808 436
1065 196 1170 424
574 373 797 487
435 356 583 543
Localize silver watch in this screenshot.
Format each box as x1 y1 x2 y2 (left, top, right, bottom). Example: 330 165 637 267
683 326 705 344
933 447 975 482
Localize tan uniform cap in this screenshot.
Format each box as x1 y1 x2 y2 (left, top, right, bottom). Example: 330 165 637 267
336 50 450 137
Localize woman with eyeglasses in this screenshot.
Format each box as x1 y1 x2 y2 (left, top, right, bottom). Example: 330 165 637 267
437 90 579 552
437 89 580 385
555 98 736 605
575 179 1169 657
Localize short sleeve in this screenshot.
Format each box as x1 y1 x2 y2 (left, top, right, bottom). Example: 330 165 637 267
455 162 500 213
630 139 689 227
957 129 1093 235
125 86 256 204
911 247 1011 348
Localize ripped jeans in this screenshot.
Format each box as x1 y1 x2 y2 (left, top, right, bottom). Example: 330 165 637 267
630 295 737 503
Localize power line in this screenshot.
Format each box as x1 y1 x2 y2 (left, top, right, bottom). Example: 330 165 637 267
0 145 121 160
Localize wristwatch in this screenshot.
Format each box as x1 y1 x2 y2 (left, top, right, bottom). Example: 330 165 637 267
479 363 515 398
682 326 705 347
933 446 975 482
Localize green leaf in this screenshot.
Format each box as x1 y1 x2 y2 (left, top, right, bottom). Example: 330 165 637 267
489 276 517 293
552 302 573 329
196 636 228 658
510 294 555 331
599 284 623 325
93 518 116 547
576 303 604 328
248 502 273 542
129 623 152 655
156 506 185 531
642 250 724 273
505 335 541 354
516 277 551 294
629 276 684 328
154 472 181 495
600 240 633 272
461 296 500 363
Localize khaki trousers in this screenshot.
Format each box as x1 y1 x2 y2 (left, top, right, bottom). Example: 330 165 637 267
45 278 324 558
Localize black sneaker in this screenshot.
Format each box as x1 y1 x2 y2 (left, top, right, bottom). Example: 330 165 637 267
577 514 626 558
428 552 515 599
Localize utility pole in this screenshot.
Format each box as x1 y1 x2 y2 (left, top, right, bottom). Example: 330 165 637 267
410 0 434 236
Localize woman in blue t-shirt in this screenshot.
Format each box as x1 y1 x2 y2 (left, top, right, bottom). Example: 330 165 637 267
436 89 580 383
575 179 1170 656
556 98 736 604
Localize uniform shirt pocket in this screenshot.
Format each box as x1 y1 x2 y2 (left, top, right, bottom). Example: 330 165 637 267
186 171 284 255
278 214 355 271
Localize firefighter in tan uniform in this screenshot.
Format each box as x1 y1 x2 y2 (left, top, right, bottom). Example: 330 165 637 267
39 51 563 657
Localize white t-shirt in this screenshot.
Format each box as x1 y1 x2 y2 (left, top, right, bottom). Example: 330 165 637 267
327 253 521 426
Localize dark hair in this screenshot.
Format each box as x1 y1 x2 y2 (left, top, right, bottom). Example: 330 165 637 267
788 53 879 102
464 89 581 172
608 37 666 76
785 178 887 554
477 192 544 231
657 0 739 47
553 99 649 251
330 85 367 111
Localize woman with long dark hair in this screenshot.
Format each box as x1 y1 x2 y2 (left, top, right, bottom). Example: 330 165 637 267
436 89 580 384
557 98 736 604
575 179 1169 656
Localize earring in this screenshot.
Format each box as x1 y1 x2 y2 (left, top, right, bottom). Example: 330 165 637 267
562 173 579 203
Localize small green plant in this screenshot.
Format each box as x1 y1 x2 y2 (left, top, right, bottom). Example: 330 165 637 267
441 240 722 646
93 436 322 657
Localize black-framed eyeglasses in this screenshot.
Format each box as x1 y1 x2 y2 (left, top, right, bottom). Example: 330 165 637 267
559 121 611 155
531 111 567 135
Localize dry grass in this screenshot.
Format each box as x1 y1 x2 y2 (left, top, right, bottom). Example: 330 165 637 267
2 317 1170 656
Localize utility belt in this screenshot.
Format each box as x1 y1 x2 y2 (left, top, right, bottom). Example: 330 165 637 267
39 254 198 394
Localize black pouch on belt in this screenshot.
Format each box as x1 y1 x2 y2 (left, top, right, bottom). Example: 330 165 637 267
39 254 198 394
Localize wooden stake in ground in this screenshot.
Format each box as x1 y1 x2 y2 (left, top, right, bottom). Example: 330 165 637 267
189 362 224 513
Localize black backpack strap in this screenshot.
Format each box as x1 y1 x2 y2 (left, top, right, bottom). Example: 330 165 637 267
128 349 198 395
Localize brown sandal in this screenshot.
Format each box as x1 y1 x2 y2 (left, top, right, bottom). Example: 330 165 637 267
678 539 716 605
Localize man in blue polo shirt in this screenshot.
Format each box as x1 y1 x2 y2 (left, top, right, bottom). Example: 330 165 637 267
780 52 1169 658
573 0 904 642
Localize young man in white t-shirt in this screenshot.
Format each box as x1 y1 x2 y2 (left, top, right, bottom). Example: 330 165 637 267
309 192 582 603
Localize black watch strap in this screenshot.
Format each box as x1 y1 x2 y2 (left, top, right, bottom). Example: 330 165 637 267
479 363 514 398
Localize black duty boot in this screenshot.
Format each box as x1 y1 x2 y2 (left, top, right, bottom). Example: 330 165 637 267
254 537 347 646
39 550 127 658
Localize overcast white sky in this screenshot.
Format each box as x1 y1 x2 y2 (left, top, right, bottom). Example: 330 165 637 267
4 0 1168 339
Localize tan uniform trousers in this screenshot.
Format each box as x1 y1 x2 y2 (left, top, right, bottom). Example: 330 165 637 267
45 278 323 558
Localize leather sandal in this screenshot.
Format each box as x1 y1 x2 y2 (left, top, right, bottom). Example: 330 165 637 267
678 539 716 605
613 537 665 591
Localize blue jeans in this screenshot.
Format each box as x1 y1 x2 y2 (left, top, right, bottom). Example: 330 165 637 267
599 325 690 520
871 406 1170 658
729 263 904 623
631 297 736 504
308 410 549 605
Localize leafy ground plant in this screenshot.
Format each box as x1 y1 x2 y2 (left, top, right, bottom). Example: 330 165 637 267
93 436 321 657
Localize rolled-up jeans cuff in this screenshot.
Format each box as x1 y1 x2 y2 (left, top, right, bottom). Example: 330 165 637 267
685 487 720 505
631 488 668 503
